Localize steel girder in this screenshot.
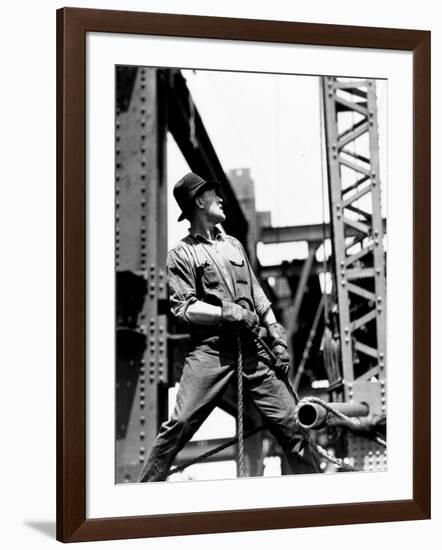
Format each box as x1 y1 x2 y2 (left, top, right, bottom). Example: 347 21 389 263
115 67 169 483
259 219 386 245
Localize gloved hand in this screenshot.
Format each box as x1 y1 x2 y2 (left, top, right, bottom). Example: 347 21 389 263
268 323 290 377
221 300 259 335
272 345 290 377
267 322 289 349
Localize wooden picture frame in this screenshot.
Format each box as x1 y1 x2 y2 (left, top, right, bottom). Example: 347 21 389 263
56 7 431 542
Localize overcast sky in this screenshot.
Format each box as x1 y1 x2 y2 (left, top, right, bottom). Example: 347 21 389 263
167 69 387 263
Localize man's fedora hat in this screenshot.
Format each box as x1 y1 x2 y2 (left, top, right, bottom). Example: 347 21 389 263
174 172 220 222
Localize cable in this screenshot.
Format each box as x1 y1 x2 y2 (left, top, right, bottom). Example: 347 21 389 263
319 77 330 326
236 332 245 477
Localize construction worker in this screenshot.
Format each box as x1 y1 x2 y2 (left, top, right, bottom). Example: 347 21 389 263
138 172 319 482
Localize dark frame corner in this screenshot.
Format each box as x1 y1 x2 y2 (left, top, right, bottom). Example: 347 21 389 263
56 7 431 542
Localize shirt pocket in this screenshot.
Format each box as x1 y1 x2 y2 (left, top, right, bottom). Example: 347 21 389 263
199 260 220 288
229 257 249 286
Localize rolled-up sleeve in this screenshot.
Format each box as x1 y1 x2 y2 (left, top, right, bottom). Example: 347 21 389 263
167 249 198 324
250 268 272 319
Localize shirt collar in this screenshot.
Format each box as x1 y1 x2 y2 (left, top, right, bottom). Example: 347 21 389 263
189 225 224 243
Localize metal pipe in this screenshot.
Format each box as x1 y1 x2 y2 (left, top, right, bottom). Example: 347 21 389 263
297 401 369 430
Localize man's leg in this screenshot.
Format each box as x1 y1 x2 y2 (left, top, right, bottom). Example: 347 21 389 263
138 345 234 482
244 348 320 475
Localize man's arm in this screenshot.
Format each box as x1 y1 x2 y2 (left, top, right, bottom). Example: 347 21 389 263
261 307 277 328
167 249 222 325
167 248 257 330
185 301 222 325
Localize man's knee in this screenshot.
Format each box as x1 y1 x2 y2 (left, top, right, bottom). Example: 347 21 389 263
160 412 194 442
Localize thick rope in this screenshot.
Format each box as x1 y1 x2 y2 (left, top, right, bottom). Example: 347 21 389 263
236 332 245 477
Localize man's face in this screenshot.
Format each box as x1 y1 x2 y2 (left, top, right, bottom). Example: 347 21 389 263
197 187 226 223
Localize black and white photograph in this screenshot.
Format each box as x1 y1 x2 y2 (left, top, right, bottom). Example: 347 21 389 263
115 65 387 484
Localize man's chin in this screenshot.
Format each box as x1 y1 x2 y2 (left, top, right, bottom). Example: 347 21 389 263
209 210 226 224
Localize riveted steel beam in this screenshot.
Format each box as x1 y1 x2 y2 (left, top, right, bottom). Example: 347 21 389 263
116 67 169 483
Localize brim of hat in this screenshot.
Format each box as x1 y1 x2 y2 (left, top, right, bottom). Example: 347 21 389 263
177 180 220 222
194 180 219 195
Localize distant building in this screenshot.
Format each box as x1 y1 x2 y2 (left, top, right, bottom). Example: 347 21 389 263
257 210 272 229
228 168 272 270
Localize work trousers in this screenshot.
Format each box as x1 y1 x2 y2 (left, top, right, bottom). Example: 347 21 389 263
138 336 319 482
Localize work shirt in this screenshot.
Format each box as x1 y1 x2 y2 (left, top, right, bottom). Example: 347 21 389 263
167 226 271 339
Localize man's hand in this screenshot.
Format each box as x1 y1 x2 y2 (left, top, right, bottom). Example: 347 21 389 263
272 345 290 377
221 301 259 335
267 322 289 349
268 323 290 377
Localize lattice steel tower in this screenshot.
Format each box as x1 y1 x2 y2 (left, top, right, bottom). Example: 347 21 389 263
322 77 387 470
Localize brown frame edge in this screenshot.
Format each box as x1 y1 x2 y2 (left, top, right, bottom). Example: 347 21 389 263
56 7 431 543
